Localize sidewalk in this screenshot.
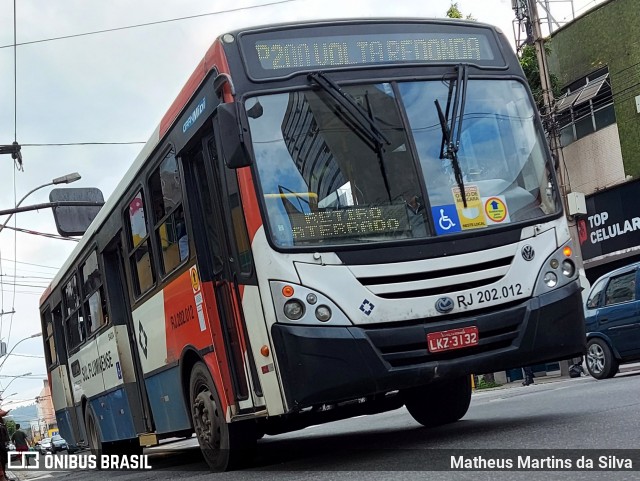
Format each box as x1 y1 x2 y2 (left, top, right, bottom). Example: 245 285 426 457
476 361 640 392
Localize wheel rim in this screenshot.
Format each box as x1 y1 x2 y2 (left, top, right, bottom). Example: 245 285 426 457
587 343 605 374
192 388 221 450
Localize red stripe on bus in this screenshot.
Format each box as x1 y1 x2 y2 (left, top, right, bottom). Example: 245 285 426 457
237 168 263 243
159 40 231 138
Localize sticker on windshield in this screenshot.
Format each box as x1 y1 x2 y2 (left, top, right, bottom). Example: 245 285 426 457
431 205 462 235
452 185 487 230
483 196 510 224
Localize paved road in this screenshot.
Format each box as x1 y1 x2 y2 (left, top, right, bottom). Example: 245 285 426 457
11 371 640 481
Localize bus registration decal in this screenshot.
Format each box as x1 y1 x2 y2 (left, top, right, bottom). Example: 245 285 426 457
427 326 479 353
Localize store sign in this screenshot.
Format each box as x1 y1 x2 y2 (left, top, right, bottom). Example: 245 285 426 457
578 180 640 261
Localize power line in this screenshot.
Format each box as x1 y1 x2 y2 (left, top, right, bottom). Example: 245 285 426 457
0 258 59 270
0 0 306 50
22 142 145 147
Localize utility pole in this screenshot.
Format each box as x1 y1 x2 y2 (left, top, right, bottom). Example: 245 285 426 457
527 0 567 200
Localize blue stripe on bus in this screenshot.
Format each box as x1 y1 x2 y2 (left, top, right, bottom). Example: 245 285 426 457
145 366 191 434
89 388 137 442
55 408 78 445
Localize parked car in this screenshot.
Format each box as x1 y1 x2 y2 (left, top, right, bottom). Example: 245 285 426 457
583 262 640 379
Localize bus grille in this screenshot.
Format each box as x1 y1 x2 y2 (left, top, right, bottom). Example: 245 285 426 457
349 246 516 299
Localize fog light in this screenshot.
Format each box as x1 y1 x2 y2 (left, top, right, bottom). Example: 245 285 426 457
562 259 576 277
284 299 305 320
543 272 558 288
315 305 332 322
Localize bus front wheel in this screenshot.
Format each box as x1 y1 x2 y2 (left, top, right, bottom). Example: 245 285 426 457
189 362 256 471
402 376 472 428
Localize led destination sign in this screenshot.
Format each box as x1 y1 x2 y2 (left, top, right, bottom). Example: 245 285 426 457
240 24 502 78
289 205 411 242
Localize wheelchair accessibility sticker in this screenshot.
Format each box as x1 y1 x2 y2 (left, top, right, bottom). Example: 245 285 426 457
431 205 462 235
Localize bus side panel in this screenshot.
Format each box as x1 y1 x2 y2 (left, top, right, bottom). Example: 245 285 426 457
50 364 81 446
163 268 213 361
144 368 192 433
88 388 137 442
132 269 234 426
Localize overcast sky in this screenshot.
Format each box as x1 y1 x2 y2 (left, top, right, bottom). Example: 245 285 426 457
0 0 603 416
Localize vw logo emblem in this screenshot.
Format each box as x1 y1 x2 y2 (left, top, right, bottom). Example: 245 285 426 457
522 245 535 261
435 296 455 314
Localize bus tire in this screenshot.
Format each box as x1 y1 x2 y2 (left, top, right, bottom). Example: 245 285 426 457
402 376 472 428
189 362 256 471
85 404 105 456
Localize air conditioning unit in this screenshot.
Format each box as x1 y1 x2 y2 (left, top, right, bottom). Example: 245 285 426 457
567 192 587 216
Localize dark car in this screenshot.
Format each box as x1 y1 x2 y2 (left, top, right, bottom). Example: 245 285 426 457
583 262 640 379
50 435 69 453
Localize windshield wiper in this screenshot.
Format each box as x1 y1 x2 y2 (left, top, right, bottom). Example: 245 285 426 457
308 72 391 149
435 64 469 207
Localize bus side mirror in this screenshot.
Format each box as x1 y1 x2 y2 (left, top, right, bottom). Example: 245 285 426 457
215 102 252 169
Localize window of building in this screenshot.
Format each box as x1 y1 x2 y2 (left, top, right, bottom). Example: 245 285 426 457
81 250 109 336
63 274 86 350
556 67 616 146
126 190 155 296
149 149 189 275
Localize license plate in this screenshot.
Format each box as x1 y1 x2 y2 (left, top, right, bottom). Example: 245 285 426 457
427 326 479 353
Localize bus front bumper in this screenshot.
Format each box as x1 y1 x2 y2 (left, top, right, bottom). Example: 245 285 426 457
270 281 585 411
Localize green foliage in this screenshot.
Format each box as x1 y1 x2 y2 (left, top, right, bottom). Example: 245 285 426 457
5 419 16 438
519 44 560 110
475 378 502 389
446 2 475 20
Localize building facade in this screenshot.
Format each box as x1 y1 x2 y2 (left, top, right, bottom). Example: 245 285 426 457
547 0 640 283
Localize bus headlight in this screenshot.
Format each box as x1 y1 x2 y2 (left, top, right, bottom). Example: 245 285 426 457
543 272 558 288
284 300 305 320
562 259 575 278
270 281 352 326
315 305 332 322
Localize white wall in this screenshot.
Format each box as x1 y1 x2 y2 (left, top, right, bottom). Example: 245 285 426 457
561 124 626 195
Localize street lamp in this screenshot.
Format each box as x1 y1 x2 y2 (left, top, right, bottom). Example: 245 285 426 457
0 332 41 370
0 172 81 235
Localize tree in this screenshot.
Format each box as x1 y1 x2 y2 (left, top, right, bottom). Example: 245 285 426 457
518 44 560 112
446 2 475 20
5 419 16 438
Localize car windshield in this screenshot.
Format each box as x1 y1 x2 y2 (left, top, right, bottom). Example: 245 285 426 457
248 79 559 248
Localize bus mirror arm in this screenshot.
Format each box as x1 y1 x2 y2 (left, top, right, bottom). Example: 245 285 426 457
215 102 252 169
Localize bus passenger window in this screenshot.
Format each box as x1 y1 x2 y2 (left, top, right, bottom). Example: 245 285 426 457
126 190 156 296
149 149 189 274
81 250 109 335
63 275 86 350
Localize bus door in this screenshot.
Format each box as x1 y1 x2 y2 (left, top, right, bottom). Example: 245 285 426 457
181 133 262 413
102 235 154 433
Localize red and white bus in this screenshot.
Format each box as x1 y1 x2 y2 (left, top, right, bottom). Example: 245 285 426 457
40 18 585 471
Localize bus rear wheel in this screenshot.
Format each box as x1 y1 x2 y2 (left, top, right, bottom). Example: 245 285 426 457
85 405 104 455
189 362 255 471
402 376 472 428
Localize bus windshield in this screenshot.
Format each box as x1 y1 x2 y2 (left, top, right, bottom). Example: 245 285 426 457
248 78 560 248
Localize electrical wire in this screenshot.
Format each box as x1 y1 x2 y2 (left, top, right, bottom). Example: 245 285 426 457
0 224 80 242
0 0 307 49
0 258 59 270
